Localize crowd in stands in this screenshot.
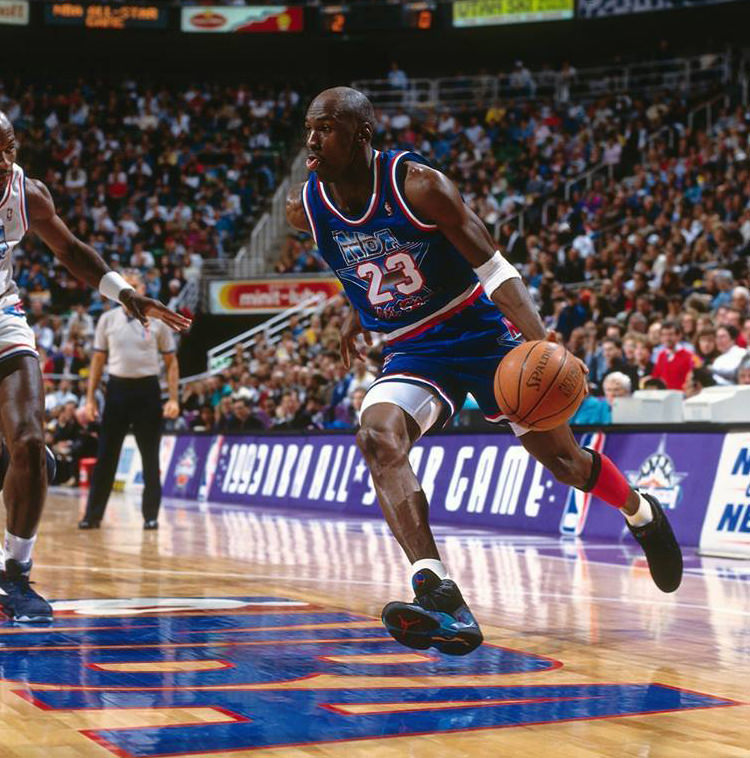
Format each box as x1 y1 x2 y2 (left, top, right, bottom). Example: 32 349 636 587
279 81 694 274
14 60 750 482
2 75 304 314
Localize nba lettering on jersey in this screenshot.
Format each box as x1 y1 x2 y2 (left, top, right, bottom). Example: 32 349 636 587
8 596 737 756
333 229 432 320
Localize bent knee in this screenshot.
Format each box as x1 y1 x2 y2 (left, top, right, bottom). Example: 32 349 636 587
355 424 410 469
8 432 45 463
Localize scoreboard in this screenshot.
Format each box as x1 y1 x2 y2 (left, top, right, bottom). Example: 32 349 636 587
320 2 440 33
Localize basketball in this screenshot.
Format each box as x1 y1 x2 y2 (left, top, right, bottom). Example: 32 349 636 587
494 340 586 431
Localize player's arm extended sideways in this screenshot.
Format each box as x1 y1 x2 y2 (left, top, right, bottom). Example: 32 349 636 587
403 163 546 342
25 179 190 331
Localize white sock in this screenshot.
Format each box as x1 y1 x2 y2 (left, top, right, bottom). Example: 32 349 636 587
4 531 36 565
411 558 448 581
623 493 654 528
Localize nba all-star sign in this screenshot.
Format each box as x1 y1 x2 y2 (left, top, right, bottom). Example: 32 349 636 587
577 0 741 17
6 596 736 756
187 431 721 546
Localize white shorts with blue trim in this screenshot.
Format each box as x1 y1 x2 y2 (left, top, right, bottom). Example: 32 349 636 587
0 301 37 364
360 378 529 439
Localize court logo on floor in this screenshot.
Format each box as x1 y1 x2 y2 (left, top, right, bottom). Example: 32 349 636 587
4 596 738 756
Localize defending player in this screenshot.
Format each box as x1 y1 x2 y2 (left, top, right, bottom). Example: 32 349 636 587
0 112 190 622
286 88 682 655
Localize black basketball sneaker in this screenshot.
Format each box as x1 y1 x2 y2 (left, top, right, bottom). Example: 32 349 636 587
382 569 483 656
0 559 53 623
627 492 683 593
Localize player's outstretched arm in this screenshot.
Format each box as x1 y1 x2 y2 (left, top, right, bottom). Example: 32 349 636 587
25 178 191 332
286 182 311 233
403 163 546 342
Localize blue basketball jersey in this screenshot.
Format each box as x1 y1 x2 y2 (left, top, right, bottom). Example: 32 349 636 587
302 149 516 351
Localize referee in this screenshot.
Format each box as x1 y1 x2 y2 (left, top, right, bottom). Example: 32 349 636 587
78 270 180 530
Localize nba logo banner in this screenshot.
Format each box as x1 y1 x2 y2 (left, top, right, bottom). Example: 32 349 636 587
700 432 750 558
559 432 605 536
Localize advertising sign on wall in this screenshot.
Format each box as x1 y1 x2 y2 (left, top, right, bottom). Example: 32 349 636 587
162 430 721 545
577 0 740 18
453 0 574 27
699 432 750 558
208 278 342 315
0 1 28 26
45 3 167 29
181 6 304 33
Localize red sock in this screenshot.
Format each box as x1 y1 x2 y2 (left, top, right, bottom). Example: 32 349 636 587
583 448 632 509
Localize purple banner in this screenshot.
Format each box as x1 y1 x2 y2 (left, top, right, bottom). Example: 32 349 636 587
201 430 724 545
163 435 215 501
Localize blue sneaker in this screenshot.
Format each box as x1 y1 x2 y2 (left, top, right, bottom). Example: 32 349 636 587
382 569 483 656
0 560 53 623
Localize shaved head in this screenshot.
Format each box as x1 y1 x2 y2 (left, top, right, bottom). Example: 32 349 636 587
308 87 375 131
304 87 376 181
0 111 11 134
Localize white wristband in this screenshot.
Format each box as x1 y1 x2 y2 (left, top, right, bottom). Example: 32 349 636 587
99 271 133 303
473 250 521 298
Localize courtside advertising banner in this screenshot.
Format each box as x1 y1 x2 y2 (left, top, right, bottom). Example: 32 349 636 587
181 6 303 33
209 278 342 315
699 432 750 558
0 1 28 25
167 431 721 545
453 0 574 27
577 0 740 18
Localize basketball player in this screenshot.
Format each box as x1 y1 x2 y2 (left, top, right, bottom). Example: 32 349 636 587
0 112 190 622
286 88 682 655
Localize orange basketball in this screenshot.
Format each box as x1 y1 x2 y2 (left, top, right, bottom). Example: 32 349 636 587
493 340 586 431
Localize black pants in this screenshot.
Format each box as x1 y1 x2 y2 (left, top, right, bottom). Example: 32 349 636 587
84 375 162 522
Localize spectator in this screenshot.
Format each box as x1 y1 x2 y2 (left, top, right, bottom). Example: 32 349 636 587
225 398 265 432
694 328 720 365
570 381 611 425
603 371 633 409
736 357 750 386
651 322 696 392
709 325 747 385
190 404 216 433
387 62 409 91
683 366 717 398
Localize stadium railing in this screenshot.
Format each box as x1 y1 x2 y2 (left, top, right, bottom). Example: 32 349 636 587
203 293 341 376
352 53 731 111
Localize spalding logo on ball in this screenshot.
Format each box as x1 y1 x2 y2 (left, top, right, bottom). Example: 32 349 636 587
494 341 586 431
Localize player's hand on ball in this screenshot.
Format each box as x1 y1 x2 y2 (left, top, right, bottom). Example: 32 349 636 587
84 400 98 423
120 290 192 332
546 329 589 378
163 400 180 419
340 308 372 369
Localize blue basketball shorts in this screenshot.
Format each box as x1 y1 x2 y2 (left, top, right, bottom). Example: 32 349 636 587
367 331 527 436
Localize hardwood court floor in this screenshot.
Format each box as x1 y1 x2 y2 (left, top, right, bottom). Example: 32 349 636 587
0 487 747 757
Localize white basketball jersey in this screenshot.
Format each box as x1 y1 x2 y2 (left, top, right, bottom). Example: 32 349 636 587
0 163 28 309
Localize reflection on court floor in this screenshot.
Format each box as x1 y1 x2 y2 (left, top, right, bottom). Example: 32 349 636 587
0 490 746 757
